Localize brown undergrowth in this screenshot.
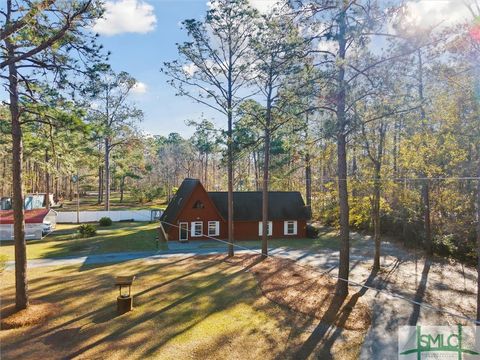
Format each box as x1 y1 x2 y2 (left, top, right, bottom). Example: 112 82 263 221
1 301 58 330
225 254 372 331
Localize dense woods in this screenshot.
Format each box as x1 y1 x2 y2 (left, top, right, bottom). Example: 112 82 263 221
2 0 480 312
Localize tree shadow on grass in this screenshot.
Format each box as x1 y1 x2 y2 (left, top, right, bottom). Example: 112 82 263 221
63 260 256 359
408 258 431 325
292 267 378 359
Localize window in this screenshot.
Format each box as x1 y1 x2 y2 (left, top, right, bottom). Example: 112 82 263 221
258 221 272 236
191 221 203 237
179 222 188 241
208 221 220 236
284 220 297 235
193 200 205 209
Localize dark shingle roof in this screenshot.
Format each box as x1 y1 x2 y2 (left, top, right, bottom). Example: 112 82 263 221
207 191 311 221
160 178 200 231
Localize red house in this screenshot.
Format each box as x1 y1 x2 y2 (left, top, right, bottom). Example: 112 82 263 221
160 178 311 241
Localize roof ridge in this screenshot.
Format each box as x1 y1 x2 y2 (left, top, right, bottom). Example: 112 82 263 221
207 191 301 193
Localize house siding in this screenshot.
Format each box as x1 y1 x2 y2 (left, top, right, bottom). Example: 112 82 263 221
165 182 225 241
167 219 307 241
163 180 309 241
231 220 307 240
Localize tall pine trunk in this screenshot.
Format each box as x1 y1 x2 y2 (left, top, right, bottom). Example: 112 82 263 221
262 126 271 258
337 132 350 296
7 32 29 310
2 158 7 196
371 122 386 270
226 44 234 257
104 139 110 211
227 109 234 256
69 177 73 201
204 152 208 191
372 162 381 270
335 4 350 296
119 175 125 203
98 166 103 204
54 161 59 202
305 117 312 208
305 152 312 209
422 181 433 255
417 49 433 256
45 149 50 210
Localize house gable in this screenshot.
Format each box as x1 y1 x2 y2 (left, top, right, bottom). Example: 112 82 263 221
176 182 225 223
160 179 224 233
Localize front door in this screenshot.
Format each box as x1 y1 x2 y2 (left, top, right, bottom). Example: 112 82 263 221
179 222 188 242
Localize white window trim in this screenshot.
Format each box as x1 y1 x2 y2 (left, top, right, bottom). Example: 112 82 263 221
208 221 220 237
258 221 272 236
284 220 297 235
191 221 203 237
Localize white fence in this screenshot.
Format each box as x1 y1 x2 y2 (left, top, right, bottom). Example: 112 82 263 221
56 210 159 223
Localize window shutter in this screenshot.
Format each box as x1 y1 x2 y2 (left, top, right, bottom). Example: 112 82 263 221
293 221 297 235
284 221 288 235
191 223 196 237
215 221 220 236
258 222 262 236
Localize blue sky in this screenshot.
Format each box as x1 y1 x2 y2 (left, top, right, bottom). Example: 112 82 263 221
97 0 215 137
93 0 470 138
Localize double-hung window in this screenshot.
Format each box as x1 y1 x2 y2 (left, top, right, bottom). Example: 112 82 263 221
208 221 220 237
258 221 272 236
191 221 203 237
284 220 297 235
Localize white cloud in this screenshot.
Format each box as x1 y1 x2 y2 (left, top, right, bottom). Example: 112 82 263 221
398 0 472 33
93 0 157 36
208 0 278 13
132 81 147 94
249 0 280 14
317 40 338 54
182 63 198 77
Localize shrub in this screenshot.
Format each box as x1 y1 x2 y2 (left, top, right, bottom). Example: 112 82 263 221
78 224 97 238
145 187 163 202
306 224 320 239
99 217 113 226
131 186 164 203
130 187 146 203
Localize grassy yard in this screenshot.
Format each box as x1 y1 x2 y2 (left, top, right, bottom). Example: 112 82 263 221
0 255 366 359
0 224 363 262
0 222 159 261
58 192 167 212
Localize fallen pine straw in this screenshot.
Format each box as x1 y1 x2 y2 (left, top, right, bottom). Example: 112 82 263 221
226 255 371 331
1 301 58 330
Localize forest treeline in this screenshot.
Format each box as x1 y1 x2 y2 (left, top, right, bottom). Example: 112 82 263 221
2 0 480 310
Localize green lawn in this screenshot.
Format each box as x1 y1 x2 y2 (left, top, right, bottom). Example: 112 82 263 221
0 255 364 359
0 222 159 261
58 192 167 212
